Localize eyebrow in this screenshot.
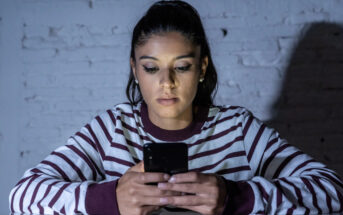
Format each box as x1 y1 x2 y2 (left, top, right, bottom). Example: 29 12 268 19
139 52 195 61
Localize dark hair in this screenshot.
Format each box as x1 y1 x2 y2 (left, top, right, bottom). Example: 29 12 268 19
126 0 218 106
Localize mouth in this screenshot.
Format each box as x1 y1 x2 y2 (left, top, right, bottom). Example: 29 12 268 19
157 98 178 106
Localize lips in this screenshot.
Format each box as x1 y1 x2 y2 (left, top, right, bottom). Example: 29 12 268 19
157 98 178 105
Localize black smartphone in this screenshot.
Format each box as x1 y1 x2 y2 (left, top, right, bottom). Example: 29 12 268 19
143 143 188 175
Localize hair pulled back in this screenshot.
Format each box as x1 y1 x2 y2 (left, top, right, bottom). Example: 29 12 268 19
126 0 217 106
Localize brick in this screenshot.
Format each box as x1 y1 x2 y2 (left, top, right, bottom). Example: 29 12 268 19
285 11 330 25
23 25 50 38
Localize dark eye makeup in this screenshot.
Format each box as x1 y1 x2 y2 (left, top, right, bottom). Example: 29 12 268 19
143 65 159 73
142 64 192 74
175 64 192 72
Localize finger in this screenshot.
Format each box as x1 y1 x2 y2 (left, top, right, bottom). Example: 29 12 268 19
158 182 204 194
133 196 169 206
135 172 170 184
175 205 211 215
142 205 160 215
128 161 144 173
135 185 183 197
159 195 206 206
169 172 209 183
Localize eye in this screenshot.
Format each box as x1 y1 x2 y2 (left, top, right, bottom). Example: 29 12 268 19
175 64 192 72
143 65 159 74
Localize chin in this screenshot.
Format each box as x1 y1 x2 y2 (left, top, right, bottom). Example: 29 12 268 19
156 109 181 119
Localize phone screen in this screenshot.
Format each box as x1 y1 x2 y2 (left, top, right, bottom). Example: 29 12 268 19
143 143 188 175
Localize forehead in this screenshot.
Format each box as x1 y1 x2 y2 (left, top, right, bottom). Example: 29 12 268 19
134 32 200 57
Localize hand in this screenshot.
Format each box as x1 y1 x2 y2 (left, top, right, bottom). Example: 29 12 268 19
157 172 228 215
116 162 181 215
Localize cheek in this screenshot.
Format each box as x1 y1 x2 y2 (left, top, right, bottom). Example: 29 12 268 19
137 74 156 98
180 75 199 96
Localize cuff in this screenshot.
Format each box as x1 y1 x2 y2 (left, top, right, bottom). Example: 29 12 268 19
222 180 255 215
85 180 121 215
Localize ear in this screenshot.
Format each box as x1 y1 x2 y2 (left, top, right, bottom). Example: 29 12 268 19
200 56 208 79
130 58 137 79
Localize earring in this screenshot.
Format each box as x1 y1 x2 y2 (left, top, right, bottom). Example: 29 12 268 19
199 77 204 83
135 79 138 84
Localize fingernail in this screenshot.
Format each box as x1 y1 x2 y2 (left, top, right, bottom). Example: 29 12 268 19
158 183 167 189
160 197 168 204
169 177 176 183
163 174 170 180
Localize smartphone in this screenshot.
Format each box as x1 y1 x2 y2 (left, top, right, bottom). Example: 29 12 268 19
143 143 188 175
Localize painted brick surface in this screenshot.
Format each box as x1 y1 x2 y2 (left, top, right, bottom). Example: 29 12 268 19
1 0 343 213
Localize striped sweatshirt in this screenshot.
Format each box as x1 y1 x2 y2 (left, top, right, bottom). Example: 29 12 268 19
9 101 343 214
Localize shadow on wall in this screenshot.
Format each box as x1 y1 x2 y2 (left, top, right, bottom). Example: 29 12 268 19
268 22 343 176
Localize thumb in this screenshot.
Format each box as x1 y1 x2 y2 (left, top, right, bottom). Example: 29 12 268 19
128 161 144 173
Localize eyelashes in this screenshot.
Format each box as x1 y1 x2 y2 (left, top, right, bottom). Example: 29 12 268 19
175 64 192 72
143 64 192 74
143 66 159 73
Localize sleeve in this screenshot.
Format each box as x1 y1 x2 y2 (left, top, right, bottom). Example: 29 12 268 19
9 110 122 215
222 110 343 214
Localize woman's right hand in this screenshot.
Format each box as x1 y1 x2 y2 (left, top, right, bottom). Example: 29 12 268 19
116 162 175 215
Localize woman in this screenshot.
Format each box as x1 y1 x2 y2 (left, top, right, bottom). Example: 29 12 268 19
9 1 343 215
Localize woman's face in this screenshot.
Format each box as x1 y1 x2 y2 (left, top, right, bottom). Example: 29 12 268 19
131 32 208 128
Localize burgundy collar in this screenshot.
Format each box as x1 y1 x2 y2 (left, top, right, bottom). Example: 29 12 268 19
140 102 209 141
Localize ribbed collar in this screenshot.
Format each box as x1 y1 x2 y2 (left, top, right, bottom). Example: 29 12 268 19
140 101 209 141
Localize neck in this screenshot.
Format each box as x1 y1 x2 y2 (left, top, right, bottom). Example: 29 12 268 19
148 107 194 130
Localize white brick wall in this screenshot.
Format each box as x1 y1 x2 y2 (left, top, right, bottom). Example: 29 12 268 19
1 0 343 213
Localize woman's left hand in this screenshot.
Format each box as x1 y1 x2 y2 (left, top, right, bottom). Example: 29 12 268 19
157 172 228 215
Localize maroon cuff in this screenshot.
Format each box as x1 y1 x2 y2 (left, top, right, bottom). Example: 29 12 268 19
85 180 121 215
222 180 255 215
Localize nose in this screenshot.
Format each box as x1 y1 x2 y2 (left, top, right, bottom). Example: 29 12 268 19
160 68 176 89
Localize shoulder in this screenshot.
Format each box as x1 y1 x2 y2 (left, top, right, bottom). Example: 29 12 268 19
107 102 139 118
206 104 263 131
208 104 251 119
89 102 138 128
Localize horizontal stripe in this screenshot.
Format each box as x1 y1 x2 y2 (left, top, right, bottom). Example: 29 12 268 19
254 137 280 176
242 115 253 136
85 124 106 160
302 177 322 213
247 124 266 162
107 109 116 127
95 115 114 145
290 159 316 176
52 151 86 181
11 177 29 212
203 112 244 130
311 176 332 213
274 180 283 207
273 151 304 178
74 185 81 214
255 181 269 202
279 178 309 214
188 122 242 148
104 156 135 167
66 144 98 181
110 141 130 152
216 165 251 175
19 175 39 213
261 144 291 177
75 132 97 151
115 126 150 143
41 160 70 182
28 178 52 214
190 151 246 172
188 136 243 160
105 170 123 177
48 183 70 208
37 181 60 214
